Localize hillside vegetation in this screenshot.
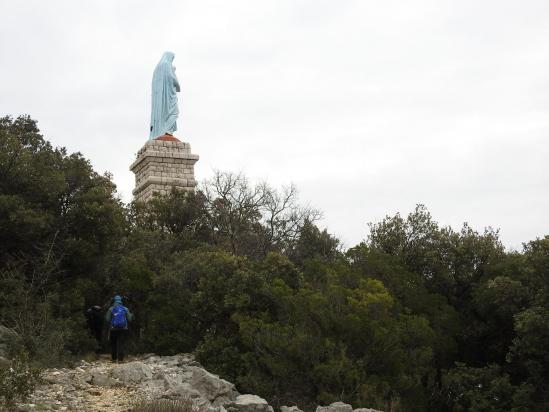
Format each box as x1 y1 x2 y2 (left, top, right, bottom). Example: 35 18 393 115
1 115 548 411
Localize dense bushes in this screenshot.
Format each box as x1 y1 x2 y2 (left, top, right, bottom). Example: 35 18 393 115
0 352 42 409
1 115 549 411
0 115 125 364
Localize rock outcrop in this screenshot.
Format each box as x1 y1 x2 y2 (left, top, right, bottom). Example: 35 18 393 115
280 407 303 412
316 402 353 412
17 354 382 411
228 394 274 412
111 361 153 384
316 403 383 412
191 366 237 404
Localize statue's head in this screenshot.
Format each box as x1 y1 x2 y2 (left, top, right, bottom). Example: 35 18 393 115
161 51 175 63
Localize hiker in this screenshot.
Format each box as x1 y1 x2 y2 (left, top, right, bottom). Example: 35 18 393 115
85 305 104 353
105 295 134 362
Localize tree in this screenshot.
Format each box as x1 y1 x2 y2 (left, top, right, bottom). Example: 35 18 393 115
506 307 549 410
201 171 320 258
0 115 126 362
368 205 504 303
440 364 517 412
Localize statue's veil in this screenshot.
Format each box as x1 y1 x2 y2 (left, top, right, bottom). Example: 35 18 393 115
150 52 179 139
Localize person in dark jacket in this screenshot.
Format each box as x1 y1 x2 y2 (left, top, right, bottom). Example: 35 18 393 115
85 305 104 353
105 295 134 362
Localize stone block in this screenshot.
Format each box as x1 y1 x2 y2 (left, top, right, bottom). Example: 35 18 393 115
130 137 199 203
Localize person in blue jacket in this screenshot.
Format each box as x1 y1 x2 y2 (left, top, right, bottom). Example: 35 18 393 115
105 295 134 362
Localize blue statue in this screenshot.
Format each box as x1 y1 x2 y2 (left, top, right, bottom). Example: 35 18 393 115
149 52 180 140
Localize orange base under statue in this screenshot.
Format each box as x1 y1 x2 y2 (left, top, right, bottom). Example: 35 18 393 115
154 134 181 142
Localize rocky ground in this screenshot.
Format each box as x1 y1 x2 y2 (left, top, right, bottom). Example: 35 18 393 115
13 354 381 412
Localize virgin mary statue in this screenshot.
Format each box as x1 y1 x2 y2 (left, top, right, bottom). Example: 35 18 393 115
149 52 180 140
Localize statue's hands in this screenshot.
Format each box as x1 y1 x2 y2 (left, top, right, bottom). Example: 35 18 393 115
173 66 181 91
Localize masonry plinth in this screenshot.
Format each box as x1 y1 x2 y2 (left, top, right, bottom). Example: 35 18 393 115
130 135 199 203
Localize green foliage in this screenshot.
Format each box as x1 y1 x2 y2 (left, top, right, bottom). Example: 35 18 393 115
0 115 125 363
1 115 549 411
289 220 340 265
0 352 42 409
189 250 436 411
141 270 195 354
0 115 125 269
440 364 516 412
368 205 504 303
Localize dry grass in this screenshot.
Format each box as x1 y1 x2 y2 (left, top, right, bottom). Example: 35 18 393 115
131 397 197 412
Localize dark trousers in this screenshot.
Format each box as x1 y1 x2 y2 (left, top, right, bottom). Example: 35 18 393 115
109 329 127 361
91 326 103 353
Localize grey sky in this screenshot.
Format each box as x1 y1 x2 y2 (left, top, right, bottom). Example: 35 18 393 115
1 0 548 249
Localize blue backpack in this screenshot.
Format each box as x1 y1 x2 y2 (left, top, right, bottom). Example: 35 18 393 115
111 305 128 329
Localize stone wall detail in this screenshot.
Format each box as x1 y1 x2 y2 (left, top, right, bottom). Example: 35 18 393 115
130 135 199 203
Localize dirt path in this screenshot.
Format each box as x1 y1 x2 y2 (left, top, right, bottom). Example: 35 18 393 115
19 356 147 411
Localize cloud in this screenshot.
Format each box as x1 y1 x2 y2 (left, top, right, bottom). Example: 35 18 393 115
1 0 548 248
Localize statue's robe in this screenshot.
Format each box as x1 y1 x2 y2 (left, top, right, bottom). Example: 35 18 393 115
149 52 180 140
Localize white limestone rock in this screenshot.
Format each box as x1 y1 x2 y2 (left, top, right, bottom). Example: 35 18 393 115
89 367 117 387
191 367 237 403
316 402 354 412
281 406 304 412
111 361 153 384
163 382 202 400
228 394 274 412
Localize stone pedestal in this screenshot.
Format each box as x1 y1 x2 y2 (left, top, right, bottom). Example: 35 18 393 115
130 135 199 203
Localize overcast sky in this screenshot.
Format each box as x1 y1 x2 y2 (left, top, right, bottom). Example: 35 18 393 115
1 0 548 249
